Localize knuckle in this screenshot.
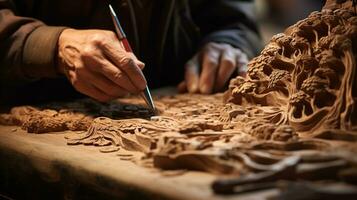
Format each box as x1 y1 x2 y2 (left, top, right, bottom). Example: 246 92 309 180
81 47 95 59
105 31 117 40
205 42 222 51
120 57 137 71
113 71 124 80
206 57 219 67
90 33 110 46
90 33 104 43
235 48 243 55
223 57 235 67
222 43 232 49
208 42 219 48
121 57 134 66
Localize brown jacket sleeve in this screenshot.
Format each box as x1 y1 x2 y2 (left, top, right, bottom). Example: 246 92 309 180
190 0 262 59
0 0 66 87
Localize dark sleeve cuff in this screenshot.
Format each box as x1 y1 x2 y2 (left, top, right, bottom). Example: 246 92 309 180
200 26 262 59
22 26 67 79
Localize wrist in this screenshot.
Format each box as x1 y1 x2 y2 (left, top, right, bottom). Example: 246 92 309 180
56 28 74 75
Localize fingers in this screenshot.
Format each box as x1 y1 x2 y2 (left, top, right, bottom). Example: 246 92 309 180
199 47 220 94
58 29 148 101
100 41 147 91
237 51 249 77
67 69 117 102
119 58 147 90
185 56 200 93
81 70 129 98
177 81 187 93
214 49 237 92
84 54 140 94
136 60 145 70
182 43 249 94
80 83 115 102
214 48 249 91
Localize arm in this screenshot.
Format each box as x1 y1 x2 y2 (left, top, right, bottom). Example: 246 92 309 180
0 1 146 102
0 0 67 87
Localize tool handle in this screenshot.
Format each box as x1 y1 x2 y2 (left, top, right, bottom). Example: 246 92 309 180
121 38 133 52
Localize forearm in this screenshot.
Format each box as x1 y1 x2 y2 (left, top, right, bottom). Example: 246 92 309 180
0 1 66 87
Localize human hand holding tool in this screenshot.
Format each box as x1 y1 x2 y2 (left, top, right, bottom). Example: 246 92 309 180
57 29 146 102
109 4 155 112
56 5 155 112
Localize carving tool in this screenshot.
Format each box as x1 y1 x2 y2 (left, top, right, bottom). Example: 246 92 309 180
109 4 156 112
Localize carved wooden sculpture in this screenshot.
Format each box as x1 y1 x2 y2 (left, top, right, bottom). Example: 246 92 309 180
1 0 357 197
225 0 357 136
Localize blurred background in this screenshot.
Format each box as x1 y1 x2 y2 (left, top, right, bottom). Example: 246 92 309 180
254 0 324 44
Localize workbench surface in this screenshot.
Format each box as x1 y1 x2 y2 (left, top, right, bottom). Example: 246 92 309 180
0 125 276 200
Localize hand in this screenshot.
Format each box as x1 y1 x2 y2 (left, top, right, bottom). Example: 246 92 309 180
178 42 248 94
57 29 146 102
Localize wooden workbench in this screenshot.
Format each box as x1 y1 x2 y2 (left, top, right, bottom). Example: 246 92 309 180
0 125 277 200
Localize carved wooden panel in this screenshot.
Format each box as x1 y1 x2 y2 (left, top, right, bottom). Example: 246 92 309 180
1 0 357 197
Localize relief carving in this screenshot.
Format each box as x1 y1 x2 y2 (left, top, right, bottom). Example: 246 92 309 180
1 0 356 196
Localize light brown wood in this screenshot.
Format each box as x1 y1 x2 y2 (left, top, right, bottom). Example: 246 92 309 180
1 1 357 198
0 125 277 199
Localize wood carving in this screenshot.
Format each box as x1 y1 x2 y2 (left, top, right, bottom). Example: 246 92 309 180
226 0 357 135
0 0 357 197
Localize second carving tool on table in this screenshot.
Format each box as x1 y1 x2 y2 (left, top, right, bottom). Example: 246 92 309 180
109 4 156 112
